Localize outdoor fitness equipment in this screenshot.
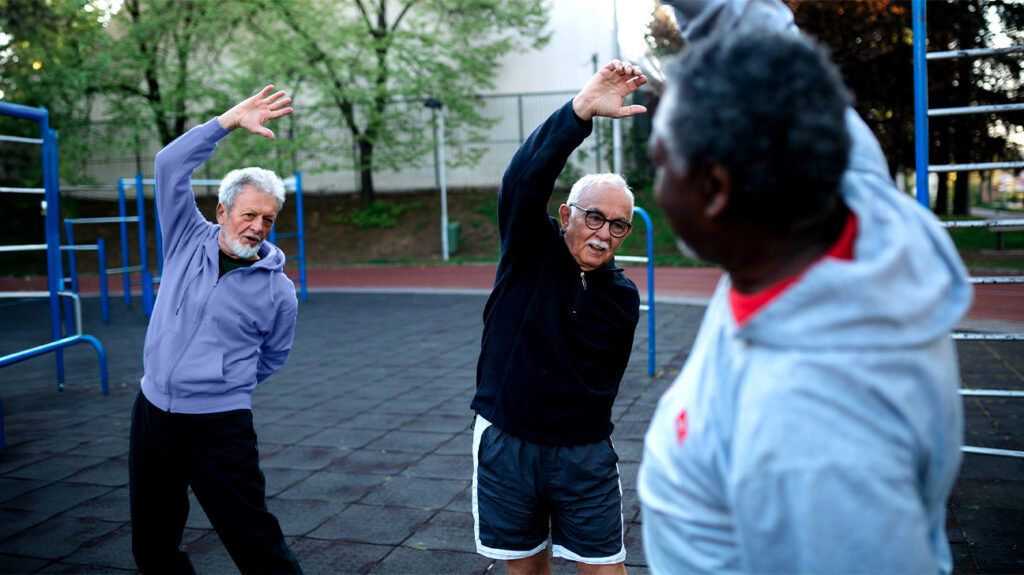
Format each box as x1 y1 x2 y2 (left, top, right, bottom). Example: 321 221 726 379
0 102 109 447
913 0 1024 459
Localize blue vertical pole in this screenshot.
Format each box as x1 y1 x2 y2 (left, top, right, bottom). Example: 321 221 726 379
64 221 79 294
117 178 131 308
913 0 930 208
152 179 163 278
633 207 656 377
98 237 109 324
295 171 307 302
42 124 66 388
135 173 152 315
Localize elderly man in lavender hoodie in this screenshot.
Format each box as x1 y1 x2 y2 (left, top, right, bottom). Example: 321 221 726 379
128 86 301 574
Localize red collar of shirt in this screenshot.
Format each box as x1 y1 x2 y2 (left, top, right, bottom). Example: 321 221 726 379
729 212 858 326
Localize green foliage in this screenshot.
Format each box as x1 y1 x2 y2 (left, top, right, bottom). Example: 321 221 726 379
341 199 423 229
241 0 551 202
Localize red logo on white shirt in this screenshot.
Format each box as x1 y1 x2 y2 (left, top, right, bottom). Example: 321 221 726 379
676 409 689 445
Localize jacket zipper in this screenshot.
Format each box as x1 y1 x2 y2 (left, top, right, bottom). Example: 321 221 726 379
580 271 587 290
163 279 219 412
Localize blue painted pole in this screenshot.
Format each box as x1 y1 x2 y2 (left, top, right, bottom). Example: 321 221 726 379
64 220 79 294
912 0 930 208
117 178 131 308
135 173 152 315
633 207 656 377
295 171 307 302
98 237 109 324
0 334 109 395
41 124 66 389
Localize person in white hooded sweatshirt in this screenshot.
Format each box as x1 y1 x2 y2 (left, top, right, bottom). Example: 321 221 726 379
638 1 973 574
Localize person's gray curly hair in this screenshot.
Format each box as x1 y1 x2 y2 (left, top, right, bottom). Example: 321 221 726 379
218 167 286 213
568 173 635 214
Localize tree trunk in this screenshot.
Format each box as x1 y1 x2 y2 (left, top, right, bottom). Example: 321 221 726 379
935 173 949 216
358 139 376 205
953 171 970 216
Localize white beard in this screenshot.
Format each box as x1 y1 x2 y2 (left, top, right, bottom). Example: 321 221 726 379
225 235 262 260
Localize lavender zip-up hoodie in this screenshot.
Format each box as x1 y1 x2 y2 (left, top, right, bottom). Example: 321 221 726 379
140 118 298 414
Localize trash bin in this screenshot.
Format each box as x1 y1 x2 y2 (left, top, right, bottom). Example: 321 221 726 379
447 221 460 255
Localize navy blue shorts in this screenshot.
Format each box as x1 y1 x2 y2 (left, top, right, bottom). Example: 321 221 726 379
472 415 625 564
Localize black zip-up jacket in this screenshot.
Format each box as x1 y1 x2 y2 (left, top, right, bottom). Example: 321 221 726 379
471 100 641 446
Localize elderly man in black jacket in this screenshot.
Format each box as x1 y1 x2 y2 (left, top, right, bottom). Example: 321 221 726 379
470 60 647 575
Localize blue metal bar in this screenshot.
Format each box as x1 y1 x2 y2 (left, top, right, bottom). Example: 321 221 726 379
98 238 109 324
134 173 154 316
41 125 67 387
0 101 49 122
118 179 132 308
0 394 5 449
912 0 929 208
295 172 308 302
633 207 656 377
152 176 163 279
64 220 79 294
0 334 109 395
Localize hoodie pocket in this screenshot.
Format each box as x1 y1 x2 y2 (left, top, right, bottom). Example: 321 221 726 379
173 349 225 385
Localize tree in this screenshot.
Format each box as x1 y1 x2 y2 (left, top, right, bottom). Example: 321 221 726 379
786 0 1024 216
644 0 1024 216
246 0 550 204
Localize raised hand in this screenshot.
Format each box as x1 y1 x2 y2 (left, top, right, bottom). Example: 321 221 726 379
218 85 294 140
572 60 648 121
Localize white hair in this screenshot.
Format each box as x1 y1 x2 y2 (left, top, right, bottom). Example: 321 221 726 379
218 167 286 213
568 173 635 212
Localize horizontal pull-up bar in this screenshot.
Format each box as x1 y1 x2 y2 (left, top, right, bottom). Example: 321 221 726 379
0 134 44 145
929 103 1024 117
930 161 1024 173
0 187 45 194
927 45 1024 60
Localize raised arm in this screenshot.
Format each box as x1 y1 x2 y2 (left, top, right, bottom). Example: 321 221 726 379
154 86 293 259
499 61 647 255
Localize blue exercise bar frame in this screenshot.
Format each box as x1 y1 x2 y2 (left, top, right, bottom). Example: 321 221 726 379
623 206 656 377
0 101 109 447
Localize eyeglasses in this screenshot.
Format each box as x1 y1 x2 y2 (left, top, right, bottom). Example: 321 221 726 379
569 203 633 238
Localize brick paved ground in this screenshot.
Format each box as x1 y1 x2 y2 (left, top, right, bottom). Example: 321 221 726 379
0 293 1021 574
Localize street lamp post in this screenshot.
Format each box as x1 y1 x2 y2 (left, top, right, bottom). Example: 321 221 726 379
425 98 449 261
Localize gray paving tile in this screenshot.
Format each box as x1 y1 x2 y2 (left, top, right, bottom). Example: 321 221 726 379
71 436 129 459
255 423 322 446
61 523 135 571
0 554 50 574
444 486 472 514
0 516 121 560
0 477 48 505
402 454 472 481
260 445 341 471
181 530 240 575
267 497 346 537
328 450 421 476
288 537 390 574
374 547 491 574
63 458 128 487
264 468 312 498
308 504 432 545
64 487 130 523
0 452 49 476
404 510 476 553
277 471 383 504
298 427 386 450
339 413 416 431
434 432 473 456
361 476 468 511
2 483 112 515
403 414 474 434
364 430 452 454
6 454 108 481
0 508 54 542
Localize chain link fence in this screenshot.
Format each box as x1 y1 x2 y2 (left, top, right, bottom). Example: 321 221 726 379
76 90 653 197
